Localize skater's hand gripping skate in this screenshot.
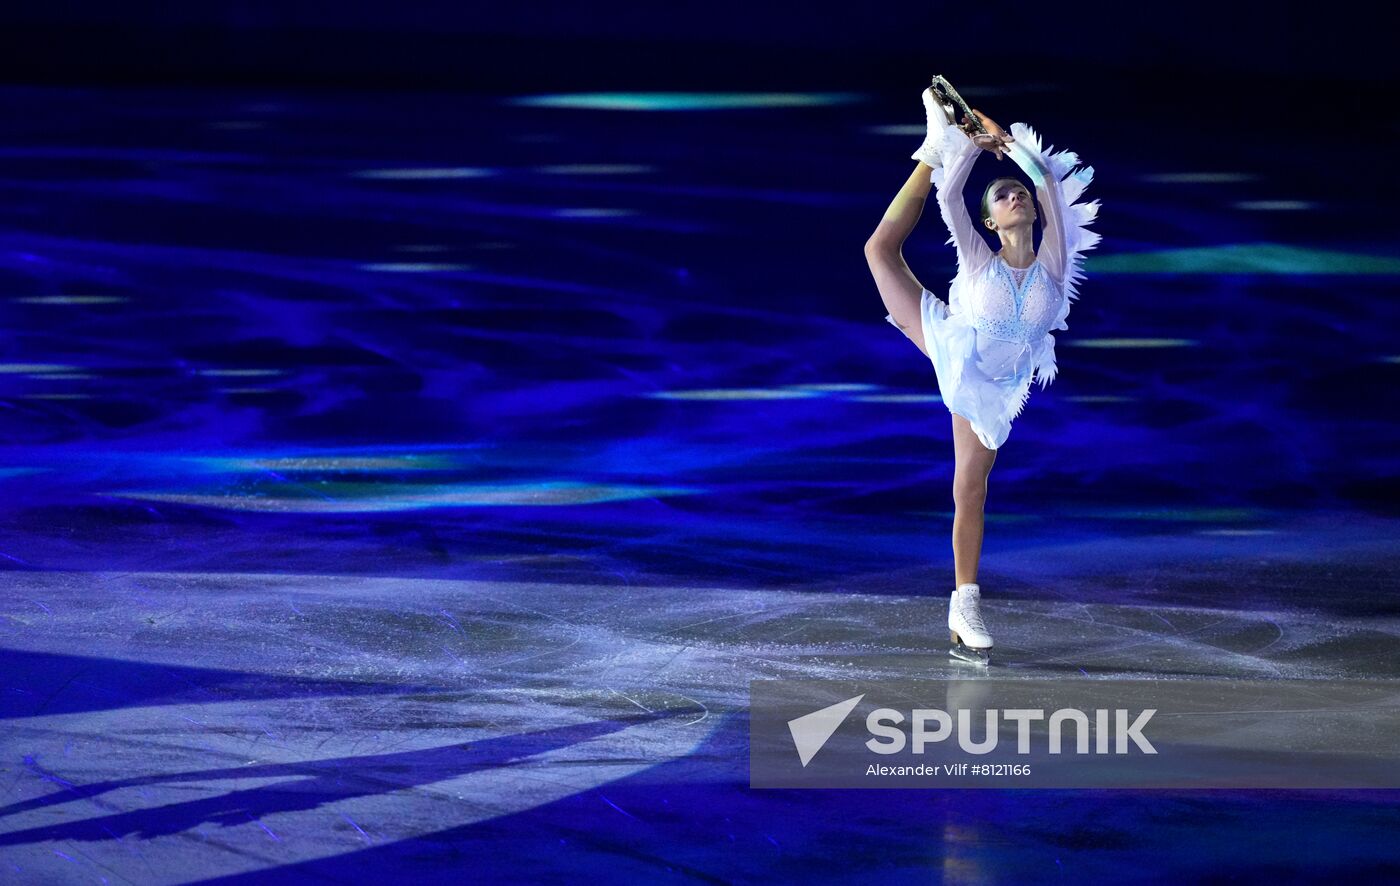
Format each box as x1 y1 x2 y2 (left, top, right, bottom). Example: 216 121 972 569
965 108 1014 160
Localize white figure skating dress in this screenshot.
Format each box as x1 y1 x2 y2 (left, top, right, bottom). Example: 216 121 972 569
886 120 1102 449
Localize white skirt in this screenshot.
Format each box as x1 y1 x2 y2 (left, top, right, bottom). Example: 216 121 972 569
916 288 1036 451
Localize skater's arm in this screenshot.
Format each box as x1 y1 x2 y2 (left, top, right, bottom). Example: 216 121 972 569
932 130 995 276
1004 139 1068 285
967 109 1069 284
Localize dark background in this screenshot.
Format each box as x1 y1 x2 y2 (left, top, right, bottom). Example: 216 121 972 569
1 2 1388 91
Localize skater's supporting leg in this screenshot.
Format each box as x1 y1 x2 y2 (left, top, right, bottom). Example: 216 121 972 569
950 412 996 585
864 163 934 355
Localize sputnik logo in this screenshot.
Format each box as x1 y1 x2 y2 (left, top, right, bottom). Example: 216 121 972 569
787 694 864 766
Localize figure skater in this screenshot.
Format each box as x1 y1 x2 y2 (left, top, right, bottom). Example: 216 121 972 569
863 85 1102 665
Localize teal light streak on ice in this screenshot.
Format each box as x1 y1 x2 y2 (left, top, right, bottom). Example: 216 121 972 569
648 384 946 402
14 295 128 304
352 167 497 180
850 394 943 403
782 383 882 393
105 481 704 513
186 454 461 472
197 368 285 377
864 125 926 136
551 208 637 218
1086 243 1400 275
1232 200 1316 211
0 363 82 373
1065 338 1199 349
648 389 825 401
359 262 474 272
1064 395 1136 402
507 92 867 111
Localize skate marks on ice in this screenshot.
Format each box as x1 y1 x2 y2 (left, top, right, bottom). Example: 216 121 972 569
2 569 1397 878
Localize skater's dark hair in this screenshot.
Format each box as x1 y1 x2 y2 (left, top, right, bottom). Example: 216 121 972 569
981 176 1031 230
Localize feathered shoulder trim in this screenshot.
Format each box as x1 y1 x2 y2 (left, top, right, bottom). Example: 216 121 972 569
1008 121 1101 316
1007 121 1102 388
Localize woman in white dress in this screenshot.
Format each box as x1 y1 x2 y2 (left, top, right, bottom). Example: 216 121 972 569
863 86 1102 664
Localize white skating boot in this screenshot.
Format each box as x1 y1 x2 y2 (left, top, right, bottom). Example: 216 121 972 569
948 583 993 665
911 86 954 170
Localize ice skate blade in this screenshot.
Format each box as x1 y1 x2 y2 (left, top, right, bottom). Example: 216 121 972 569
948 630 991 666
948 643 990 666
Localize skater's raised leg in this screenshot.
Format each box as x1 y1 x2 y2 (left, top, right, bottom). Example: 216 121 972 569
863 87 954 358
864 163 934 357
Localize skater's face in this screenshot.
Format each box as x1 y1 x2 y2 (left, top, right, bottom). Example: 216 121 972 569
983 180 1034 233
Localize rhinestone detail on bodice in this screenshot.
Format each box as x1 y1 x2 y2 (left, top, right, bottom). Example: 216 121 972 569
967 255 1064 344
